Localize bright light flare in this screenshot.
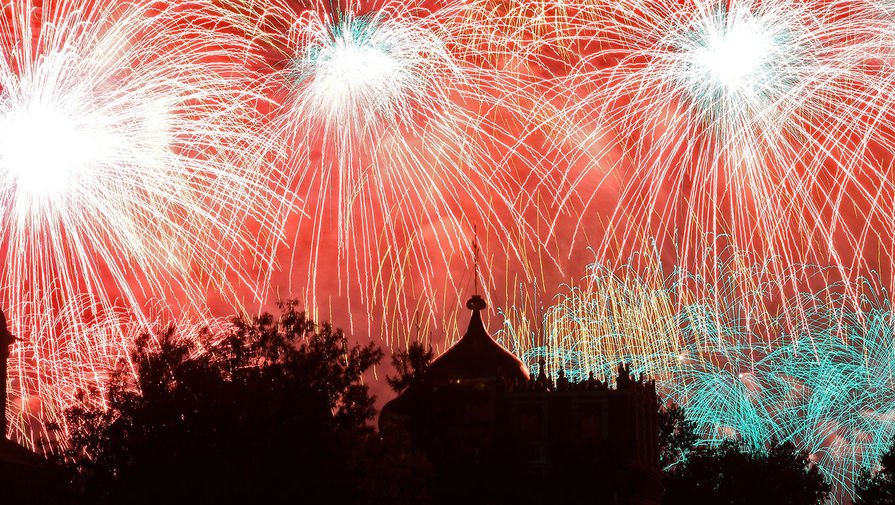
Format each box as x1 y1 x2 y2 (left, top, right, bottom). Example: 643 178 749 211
687 11 777 93
0 93 128 216
1 103 88 202
296 16 428 137
0 0 285 445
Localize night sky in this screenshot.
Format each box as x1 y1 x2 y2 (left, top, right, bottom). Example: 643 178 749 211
0 0 892 499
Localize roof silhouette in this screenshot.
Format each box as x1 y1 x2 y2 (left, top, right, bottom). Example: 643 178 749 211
424 295 529 384
0 310 12 349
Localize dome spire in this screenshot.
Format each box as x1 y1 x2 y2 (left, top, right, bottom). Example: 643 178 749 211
423 292 529 385
468 224 487 313
472 224 480 297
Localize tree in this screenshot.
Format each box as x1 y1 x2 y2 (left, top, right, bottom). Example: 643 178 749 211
658 400 699 471
664 437 830 505
386 341 433 394
59 301 431 505
658 400 829 505
854 436 895 505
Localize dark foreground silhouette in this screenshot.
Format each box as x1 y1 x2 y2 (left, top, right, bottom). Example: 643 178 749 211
854 436 895 505
53 303 833 505
58 302 427 505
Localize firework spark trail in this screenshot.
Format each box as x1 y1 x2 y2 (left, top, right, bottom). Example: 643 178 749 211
219 0 556 337
0 0 287 443
465 0 895 297
497 248 895 503
436 0 614 236
8 295 233 446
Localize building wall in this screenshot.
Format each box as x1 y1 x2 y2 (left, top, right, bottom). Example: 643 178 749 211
495 384 662 505
381 370 662 505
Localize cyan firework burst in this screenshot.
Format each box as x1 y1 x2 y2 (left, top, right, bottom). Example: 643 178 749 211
223 0 551 336
499 248 895 503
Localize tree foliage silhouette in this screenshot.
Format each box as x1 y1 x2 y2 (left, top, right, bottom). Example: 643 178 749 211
386 341 433 394
663 436 830 505
657 400 829 505
658 400 699 471
854 436 895 505
60 301 429 505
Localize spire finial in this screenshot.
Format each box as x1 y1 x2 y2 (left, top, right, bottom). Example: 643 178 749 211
466 294 487 311
466 226 487 312
473 224 480 296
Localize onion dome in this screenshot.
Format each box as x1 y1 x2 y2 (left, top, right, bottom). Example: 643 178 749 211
0 309 13 349
425 295 529 385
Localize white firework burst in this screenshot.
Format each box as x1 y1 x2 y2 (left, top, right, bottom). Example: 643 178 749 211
0 0 285 442
223 0 547 332
543 0 895 290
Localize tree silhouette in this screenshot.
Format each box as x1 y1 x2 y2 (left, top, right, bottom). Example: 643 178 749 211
59 301 429 505
664 437 830 505
386 341 433 394
854 436 895 505
657 400 829 505
658 400 699 471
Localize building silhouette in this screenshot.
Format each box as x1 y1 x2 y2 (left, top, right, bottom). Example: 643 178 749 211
380 295 662 504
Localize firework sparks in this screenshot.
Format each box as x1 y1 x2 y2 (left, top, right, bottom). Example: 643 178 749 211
221 0 550 334
0 0 285 442
491 0 895 290
497 247 895 503
2 5 893 501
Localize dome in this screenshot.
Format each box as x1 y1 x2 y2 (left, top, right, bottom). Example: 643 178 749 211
424 295 529 385
0 309 13 348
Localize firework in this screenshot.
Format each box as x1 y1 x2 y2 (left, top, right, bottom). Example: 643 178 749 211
498 249 895 503
219 0 553 335
0 0 284 442
7 295 232 447
482 0 895 291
